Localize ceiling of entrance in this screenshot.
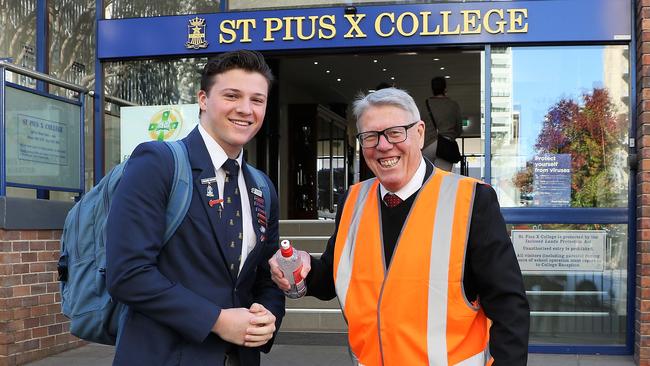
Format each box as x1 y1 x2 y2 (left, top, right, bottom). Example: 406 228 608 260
278 50 482 123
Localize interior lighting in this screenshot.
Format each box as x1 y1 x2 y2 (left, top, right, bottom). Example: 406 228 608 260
337 78 342 82
382 68 387 71
314 61 318 65
440 67 445 70
445 75 451 79
433 58 440 61
326 70 331 73
390 76 395 80
373 59 378 63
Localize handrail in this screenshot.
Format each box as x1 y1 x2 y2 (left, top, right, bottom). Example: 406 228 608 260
0 60 89 93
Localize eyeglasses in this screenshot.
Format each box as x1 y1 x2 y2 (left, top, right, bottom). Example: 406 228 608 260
356 121 419 148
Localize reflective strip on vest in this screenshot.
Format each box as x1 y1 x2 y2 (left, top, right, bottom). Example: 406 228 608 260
333 169 490 366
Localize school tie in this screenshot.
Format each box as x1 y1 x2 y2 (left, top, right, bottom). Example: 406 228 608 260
383 193 403 208
221 159 243 279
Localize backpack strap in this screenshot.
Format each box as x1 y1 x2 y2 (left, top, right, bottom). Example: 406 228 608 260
246 165 272 216
425 98 439 131
163 140 193 243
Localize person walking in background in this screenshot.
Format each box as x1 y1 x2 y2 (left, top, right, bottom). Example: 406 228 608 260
106 50 285 366
423 76 463 171
270 87 529 365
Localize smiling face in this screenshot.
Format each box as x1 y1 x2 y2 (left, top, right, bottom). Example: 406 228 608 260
198 68 269 158
358 104 425 192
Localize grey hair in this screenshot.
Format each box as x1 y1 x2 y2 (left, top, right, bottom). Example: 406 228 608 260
352 87 421 130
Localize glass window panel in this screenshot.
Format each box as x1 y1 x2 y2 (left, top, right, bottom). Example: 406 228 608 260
104 0 221 19
104 58 205 176
49 1 95 91
0 0 37 88
491 46 630 208
508 223 628 346
5 86 82 190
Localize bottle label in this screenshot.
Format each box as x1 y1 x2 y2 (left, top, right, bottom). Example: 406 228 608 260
293 265 303 283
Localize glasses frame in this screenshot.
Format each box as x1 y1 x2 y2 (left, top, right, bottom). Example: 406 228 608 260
355 121 419 148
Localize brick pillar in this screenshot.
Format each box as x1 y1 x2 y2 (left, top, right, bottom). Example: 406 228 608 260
0 229 84 366
640 2 650 365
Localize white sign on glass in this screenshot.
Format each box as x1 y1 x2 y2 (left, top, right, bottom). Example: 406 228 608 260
120 104 199 162
512 230 606 272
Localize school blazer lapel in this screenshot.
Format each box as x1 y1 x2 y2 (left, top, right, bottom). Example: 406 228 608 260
184 128 230 266
238 163 268 278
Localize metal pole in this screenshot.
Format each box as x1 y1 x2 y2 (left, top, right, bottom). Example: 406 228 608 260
36 0 49 199
484 45 492 184
94 0 105 184
0 65 6 196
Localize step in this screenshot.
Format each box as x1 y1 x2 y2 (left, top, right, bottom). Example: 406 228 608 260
285 296 340 309
279 219 335 236
279 309 347 333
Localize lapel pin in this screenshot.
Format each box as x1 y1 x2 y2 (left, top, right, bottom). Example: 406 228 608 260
206 184 214 197
201 176 218 185
209 198 223 207
251 187 263 197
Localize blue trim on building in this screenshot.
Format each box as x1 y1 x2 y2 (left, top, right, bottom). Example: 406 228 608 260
94 0 105 184
0 67 6 196
502 208 628 224
79 93 86 193
97 0 632 60
36 0 49 199
484 45 491 185
36 0 47 92
626 0 636 355
529 344 629 355
5 182 83 194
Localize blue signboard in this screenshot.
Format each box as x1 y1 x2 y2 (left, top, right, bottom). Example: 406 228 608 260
98 0 631 60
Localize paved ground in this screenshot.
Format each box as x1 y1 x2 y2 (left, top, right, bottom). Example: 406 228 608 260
25 343 637 366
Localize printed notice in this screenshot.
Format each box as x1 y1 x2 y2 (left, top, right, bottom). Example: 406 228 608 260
17 114 68 166
512 230 605 272
533 154 571 207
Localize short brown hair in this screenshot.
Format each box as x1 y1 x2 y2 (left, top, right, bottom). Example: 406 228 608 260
200 49 274 94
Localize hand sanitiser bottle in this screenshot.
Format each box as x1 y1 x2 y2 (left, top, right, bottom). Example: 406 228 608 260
276 240 307 299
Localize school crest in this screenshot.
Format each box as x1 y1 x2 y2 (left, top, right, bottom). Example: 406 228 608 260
185 17 208 50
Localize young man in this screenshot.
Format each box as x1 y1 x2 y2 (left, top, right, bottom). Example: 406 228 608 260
107 50 284 366
270 88 529 365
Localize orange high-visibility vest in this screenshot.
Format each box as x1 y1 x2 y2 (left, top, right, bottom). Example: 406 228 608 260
333 169 492 366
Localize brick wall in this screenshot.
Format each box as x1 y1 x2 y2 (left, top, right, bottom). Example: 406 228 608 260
0 229 84 366
640 2 650 365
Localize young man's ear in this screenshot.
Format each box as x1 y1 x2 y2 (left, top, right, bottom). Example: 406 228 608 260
198 90 208 112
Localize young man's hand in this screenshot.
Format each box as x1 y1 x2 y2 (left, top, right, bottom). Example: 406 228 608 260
211 303 276 347
212 307 255 345
244 303 276 347
268 249 311 291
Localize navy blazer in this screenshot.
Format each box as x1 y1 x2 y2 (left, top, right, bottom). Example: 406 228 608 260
106 127 285 366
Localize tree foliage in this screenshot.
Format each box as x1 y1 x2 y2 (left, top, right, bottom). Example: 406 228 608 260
513 88 626 207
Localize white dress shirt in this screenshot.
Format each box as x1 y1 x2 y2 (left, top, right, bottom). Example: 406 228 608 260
198 124 255 273
379 157 427 202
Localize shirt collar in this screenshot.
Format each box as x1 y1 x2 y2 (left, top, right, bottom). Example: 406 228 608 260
379 157 426 201
198 123 243 172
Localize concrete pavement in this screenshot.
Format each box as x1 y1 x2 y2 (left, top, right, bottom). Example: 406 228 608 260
25 343 636 366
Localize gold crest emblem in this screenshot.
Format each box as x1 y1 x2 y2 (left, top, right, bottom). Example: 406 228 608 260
185 17 208 50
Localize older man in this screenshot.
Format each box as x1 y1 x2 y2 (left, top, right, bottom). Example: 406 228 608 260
271 87 529 366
